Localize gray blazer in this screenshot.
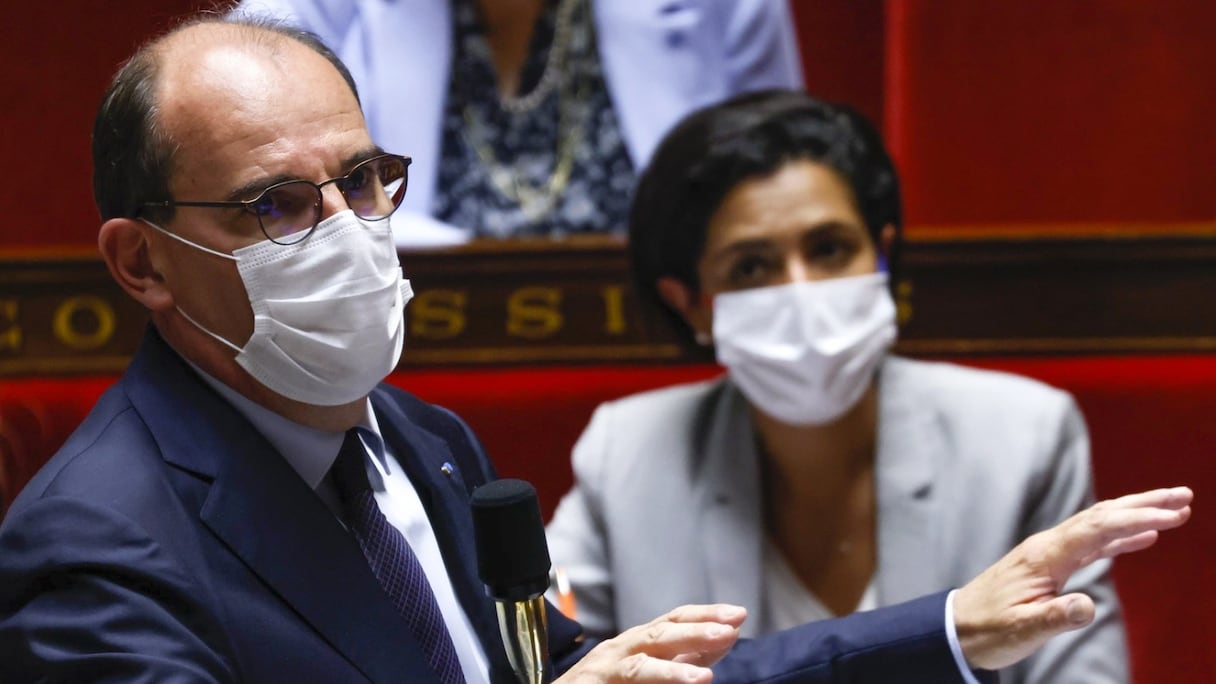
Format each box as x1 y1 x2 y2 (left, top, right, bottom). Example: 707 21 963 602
547 356 1128 683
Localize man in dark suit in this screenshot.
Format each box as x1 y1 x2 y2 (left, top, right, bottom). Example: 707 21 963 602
0 14 1191 684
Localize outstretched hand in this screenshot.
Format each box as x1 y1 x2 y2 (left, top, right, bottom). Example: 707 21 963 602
555 604 747 684
955 486 1193 670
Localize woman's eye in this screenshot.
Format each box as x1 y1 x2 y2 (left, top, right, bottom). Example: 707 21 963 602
811 240 844 259
808 237 859 265
728 257 773 286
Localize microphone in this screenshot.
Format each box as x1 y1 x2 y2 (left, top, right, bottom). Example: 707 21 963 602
471 479 551 684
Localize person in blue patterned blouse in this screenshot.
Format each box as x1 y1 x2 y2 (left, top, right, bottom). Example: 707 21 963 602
233 0 805 245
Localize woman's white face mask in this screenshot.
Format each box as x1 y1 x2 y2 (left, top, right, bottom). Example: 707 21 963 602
712 272 897 426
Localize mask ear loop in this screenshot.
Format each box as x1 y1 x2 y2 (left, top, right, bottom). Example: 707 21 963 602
141 220 245 352
175 306 244 354
142 220 239 261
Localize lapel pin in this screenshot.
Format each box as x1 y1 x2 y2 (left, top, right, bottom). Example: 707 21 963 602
441 462 455 476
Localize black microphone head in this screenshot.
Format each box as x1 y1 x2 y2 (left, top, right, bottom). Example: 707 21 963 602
471 478 551 601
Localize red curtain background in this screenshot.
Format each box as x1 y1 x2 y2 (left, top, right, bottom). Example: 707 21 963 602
881 0 1216 230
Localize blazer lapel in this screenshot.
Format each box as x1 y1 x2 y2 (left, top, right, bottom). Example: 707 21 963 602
125 331 442 684
367 0 451 215
873 358 946 605
695 381 767 638
595 0 726 165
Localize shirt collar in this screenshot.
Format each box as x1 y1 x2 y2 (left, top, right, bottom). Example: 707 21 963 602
188 361 389 490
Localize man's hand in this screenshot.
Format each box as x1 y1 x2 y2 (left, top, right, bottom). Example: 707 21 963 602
955 486 1193 670
556 604 747 683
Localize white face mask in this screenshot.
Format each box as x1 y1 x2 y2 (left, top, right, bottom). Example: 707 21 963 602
145 210 412 406
712 272 897 426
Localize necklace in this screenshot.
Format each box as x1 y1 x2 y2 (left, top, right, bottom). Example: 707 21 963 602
499 0 579 114
461 0 591 222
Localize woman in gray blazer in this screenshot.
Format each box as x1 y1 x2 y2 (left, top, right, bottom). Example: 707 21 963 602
546 90 1128 683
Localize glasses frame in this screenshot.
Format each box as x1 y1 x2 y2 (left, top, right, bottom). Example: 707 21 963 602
140 153 412 245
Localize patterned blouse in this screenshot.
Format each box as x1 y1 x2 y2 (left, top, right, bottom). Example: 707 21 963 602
433 0 636 239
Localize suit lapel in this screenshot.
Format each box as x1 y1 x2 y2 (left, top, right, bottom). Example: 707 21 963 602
124 331 441 684
695 381 767 638
873 358 946 605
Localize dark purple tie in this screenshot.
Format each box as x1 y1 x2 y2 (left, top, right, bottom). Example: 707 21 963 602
331 429 467 684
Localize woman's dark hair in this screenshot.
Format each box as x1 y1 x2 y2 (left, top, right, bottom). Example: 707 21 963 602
92 15 361 223
628 89 902 332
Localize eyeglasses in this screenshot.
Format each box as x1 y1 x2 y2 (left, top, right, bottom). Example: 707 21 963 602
141 154 412 245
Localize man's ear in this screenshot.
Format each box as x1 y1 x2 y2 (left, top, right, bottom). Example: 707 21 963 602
656 276 711 344
98 218 174 312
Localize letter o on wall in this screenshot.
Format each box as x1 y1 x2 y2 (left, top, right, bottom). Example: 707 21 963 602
52 296 116 350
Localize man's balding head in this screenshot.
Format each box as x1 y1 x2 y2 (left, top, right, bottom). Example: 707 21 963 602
91 16 360 222
94 15 383 427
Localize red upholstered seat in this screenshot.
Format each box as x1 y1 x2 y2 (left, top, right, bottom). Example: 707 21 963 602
0 377 115 517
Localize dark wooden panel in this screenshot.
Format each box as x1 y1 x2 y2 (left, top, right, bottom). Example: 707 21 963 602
3 230 1215 375
393 237 688 365
0 253 148 374
897 231 1216 353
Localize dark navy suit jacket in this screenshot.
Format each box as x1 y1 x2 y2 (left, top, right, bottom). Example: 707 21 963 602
0 330 983 683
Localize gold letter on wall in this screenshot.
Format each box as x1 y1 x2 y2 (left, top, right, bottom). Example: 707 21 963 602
0 299 20 352
52 296 116 350
507 287 562 339
411 290 467 340
895 279 914 326
600 285 626 335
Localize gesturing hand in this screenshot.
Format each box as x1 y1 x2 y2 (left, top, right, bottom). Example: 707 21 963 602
955 486 1193 670
555 604 747 683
